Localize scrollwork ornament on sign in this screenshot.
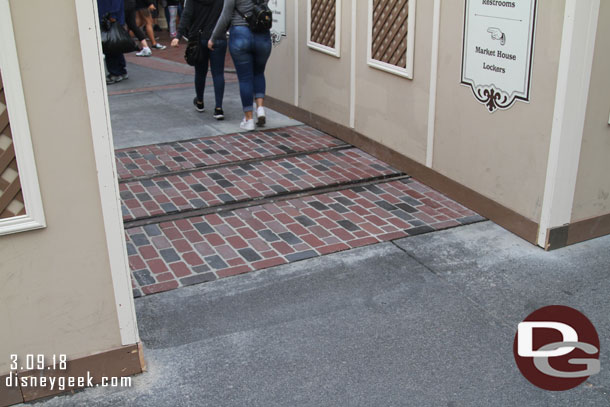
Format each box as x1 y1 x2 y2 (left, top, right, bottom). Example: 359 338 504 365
474 85 511 113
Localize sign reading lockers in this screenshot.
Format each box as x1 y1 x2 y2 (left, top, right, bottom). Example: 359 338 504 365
461 0 538 113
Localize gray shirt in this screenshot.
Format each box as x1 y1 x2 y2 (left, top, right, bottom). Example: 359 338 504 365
210 0 269 40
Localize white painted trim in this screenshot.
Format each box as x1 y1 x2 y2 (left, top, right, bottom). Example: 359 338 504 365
75 0 139 345
367 0 416 79
0 0 46 236
349 0 356 128
307 0 342 58
426 0 441 168
537 0 600 248
294 0 299 106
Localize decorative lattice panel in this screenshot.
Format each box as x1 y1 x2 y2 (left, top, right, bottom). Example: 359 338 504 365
0 71 25 219
371 0 409 68
310 0 336 48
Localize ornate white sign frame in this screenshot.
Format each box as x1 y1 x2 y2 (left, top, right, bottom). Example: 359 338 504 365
461 0 538 113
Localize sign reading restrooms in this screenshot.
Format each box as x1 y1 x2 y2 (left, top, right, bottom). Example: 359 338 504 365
461 0 538 113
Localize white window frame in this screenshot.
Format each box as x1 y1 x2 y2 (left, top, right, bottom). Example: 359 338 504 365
367 0 416 79
307 0 342 58
0 0 46 236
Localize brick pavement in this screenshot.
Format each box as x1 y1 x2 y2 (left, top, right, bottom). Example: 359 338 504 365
126 178 483 297
120 148 399 222
116 126 344 180
116 123 485 297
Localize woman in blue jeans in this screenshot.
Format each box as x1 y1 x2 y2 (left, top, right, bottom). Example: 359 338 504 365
171 0 226 119
209 0 272 131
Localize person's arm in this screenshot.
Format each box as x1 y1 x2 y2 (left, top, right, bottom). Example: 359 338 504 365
210 0 235 42
174 0 194 40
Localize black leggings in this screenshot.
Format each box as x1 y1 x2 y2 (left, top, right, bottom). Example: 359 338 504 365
125 7 146 42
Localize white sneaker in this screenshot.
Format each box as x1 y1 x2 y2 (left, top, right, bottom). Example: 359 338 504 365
240 118 255 131
136 47 152 57
256 106 266 126
153 43 166 50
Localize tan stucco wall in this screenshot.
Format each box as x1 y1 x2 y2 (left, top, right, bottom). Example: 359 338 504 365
353 0 433 165
571 1 610 222
297 0 352 127
266 0 296 104
433 0 564 222
0 0 123 374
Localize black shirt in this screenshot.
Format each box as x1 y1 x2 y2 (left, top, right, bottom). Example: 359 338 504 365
176 0 224 40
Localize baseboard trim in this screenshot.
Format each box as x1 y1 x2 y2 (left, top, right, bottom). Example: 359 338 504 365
546 212 610 250
0 343 143 406
266 96 540 245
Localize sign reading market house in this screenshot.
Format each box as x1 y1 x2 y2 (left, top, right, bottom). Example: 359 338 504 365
461 0 538 113
268 0 286 46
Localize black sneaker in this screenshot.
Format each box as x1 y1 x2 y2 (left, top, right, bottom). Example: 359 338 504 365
193 97 204 112
213 107 225 120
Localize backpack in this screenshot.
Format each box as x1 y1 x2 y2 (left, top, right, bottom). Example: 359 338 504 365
236 0 273 33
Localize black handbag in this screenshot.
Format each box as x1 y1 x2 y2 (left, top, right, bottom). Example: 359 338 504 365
101 15 138 54
236 0 273 33
184 31 203 66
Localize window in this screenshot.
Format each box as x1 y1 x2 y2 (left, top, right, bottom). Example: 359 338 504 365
307 0 342 57
367 0 416 79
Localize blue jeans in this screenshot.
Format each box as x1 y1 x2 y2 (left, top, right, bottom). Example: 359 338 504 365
229 25 272 112
195 38 226 109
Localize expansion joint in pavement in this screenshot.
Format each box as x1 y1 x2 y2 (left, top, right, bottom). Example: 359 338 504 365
124 173 410 229
119 144 352 184
390 238 513 330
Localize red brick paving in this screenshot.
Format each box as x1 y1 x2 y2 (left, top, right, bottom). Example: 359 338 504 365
116 125 344 181
120 148 398 222
127 178 484 297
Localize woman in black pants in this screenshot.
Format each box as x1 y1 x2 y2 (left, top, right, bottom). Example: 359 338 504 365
171 0 226 119
124 0 152 56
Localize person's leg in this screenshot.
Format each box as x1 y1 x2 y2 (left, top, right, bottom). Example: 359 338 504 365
252 31 272 124
193 46 211 110
209 38 227 110
138 8 157 46
105 53 127 83
164 6 170 29
126 7 146 41
229 26 255 121
168 5 178 37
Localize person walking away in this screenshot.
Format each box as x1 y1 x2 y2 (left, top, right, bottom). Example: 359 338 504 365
98 0 129 84
209 0 272 131
171 0 226 120
136 0 166 50
125 0 153 56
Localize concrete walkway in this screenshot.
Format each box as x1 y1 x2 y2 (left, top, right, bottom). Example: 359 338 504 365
37 222 610 406
108 55 300 149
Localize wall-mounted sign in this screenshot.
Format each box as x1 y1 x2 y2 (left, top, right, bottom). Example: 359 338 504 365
461 0 538 113
268 0 286 46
